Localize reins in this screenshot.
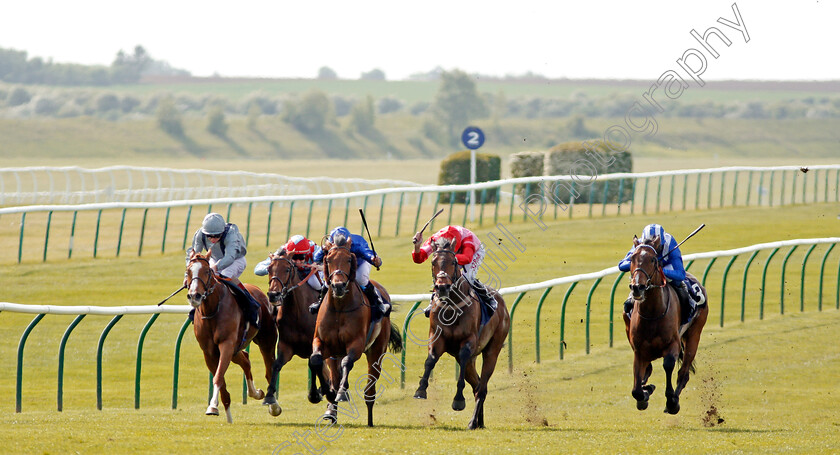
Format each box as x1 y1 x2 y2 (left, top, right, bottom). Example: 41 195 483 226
630 243 670 321
269 255 319 303
187 256 221 319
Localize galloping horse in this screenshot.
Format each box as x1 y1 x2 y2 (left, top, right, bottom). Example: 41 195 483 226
413 238 510 429
261 249 336 416
308 233 403 427
185 251 277 423
624 236 708 414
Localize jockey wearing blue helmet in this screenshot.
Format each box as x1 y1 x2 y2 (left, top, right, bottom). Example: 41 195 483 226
308 226 390 316
618 224 705 322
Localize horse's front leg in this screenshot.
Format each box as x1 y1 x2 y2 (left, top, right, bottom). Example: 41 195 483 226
264 343 293 415
631 356 654 411
663 350 680 414
336 344 363 403
452 341 473 412
210 341 235 423
414 340 444 399
309 337 336 404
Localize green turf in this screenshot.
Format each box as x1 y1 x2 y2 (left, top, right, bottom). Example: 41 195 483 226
1 199 839 453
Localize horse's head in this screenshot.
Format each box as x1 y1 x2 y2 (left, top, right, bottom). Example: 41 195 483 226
267 248 294 304
185 251 216 307
324 233 356 299
629 235 665 301
431 237 461 302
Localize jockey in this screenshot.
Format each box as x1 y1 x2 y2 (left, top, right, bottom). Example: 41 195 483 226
617 223 705 323
186 212 260 327
309 226 390 316
254 234 324 292
412 225 498 318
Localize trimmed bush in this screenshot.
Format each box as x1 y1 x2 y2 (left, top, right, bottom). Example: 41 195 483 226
544 140 633 204
437 150 501 203
509 151 545 198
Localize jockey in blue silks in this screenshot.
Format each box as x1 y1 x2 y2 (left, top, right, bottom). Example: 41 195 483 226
618 224 705 322
308 226 391 316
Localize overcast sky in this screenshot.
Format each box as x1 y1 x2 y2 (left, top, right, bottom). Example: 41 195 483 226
1 1 836 81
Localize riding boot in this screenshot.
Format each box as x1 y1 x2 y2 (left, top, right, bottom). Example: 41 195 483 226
674 281 692 325
472 280 497 312
237 282 260 329
422 296 434 318
309 287 328 314
623 297 634 316
363 282 391 317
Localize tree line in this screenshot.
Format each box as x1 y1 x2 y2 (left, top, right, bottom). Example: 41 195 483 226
0 45 188 86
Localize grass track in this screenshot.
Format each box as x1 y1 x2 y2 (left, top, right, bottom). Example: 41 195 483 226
1 202 839 453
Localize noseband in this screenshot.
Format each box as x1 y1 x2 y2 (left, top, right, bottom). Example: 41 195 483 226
188 257 217 303
269 255 319 304
432 249 465 303
629 244 670 320
327 246 354 282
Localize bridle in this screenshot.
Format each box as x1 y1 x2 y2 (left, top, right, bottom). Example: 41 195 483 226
187 256 220 319
629 243 670 320
432 248 468 305
326 245 355 283
268 254 317 304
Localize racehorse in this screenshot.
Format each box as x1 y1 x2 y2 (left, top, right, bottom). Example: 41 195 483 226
185 251 277 423
413 238 511 429
308 233 403 427
624 236 709 414
261 249 336 416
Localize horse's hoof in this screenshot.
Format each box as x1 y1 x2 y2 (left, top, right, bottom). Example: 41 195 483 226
252 389 265 400
414 390 427 400
268 403 282 417
468 420 484 430
665 402 680 415
452 398 466 411
262 395 277 406
307 392 323 404
205 406 219 416
321 413 337 423
636 400 649 411
337 389 349 402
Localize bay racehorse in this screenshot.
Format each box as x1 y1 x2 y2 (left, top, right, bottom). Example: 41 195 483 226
261 249 337 416
308 233 403 427
185 251 277 423
413 238 510 429
624 236 708 414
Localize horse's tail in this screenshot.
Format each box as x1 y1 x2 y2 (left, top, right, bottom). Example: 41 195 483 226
388 324 403 354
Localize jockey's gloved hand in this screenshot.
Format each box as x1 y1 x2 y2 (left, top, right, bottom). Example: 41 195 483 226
373 257 383 268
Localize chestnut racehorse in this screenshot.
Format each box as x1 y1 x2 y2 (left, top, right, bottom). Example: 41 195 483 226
624 236 708 414
308 233 403 427
185 251 277 423
261 250 336 416
413 238 510 429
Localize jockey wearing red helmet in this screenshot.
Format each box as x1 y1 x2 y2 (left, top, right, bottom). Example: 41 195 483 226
412 225 497 318
253 235 323 292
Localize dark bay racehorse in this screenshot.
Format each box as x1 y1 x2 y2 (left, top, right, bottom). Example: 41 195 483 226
624 236 708 414
413 238 510 429
261 250 337 416
185 251 277 423
308 233 403 427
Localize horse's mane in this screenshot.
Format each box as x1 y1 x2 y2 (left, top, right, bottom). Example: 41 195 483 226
434 236 453 251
